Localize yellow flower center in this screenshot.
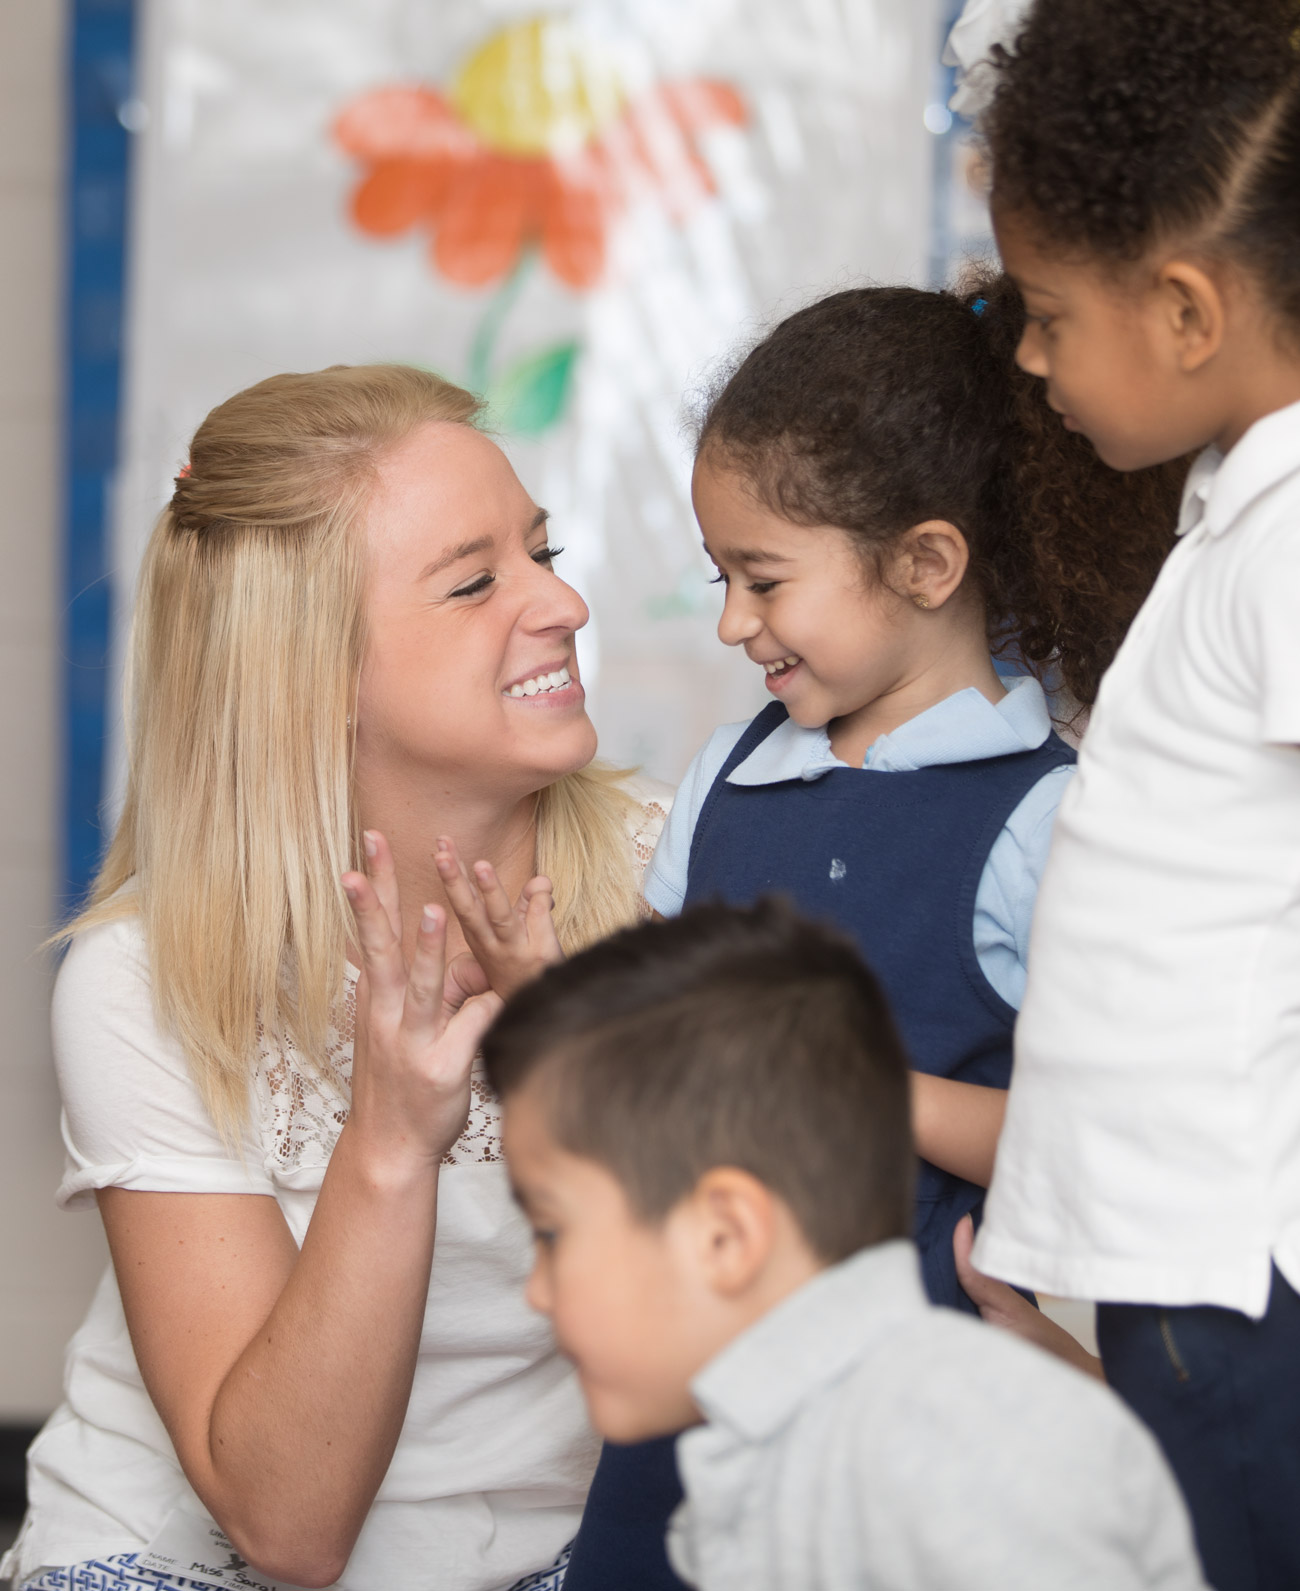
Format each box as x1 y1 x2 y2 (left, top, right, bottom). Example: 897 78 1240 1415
449 14 627 158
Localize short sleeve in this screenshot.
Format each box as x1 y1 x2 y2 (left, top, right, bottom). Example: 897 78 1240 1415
1246 526 1300 743
52 917 275 1209
642 721 750 917
973 763 1074 1009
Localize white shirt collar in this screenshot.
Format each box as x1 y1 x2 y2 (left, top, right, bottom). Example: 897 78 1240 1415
1178 397 1300 541
727 675 1053 786
688 1241 928 1443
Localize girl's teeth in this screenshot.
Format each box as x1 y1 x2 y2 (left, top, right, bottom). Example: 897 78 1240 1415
507 666 572 699
764 656 800 674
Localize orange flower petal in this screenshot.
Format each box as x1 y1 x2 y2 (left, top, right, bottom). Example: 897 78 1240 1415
617 97 715 217
542 159 612 289
658 79 747 130
351 157 459 236
434 154 544 287
334 86 479 161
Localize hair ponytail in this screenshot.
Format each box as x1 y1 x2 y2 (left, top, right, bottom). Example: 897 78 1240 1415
957 269 1189 707
697 274 1188 711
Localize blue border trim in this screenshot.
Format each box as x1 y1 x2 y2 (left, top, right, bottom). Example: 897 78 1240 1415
62 0 136 914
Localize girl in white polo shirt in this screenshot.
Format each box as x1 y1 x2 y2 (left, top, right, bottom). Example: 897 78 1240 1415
973 4 1300 1589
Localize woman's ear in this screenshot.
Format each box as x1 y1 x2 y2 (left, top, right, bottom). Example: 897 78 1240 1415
893 519 970 610
686 1167 779 1298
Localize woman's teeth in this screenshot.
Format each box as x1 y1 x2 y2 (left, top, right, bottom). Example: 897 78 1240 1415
764 656 800 675
507 666 572 698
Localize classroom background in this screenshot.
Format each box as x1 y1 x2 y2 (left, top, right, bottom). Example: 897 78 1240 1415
0 0 994 1549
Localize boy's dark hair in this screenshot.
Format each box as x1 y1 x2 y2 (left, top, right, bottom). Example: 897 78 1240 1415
696 277 1188 709
482 900 914 1262
987 0 1300 332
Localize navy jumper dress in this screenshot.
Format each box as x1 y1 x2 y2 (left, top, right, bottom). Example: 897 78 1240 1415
684 699 1076 1309
560 700 1076 1591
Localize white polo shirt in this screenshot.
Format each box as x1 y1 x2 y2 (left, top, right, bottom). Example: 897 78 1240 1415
976 399 1300 1318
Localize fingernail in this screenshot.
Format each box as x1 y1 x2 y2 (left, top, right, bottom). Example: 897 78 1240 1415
363 831 378 859
343 879 360 901
435 837 450 852
421 905 440 933
475 861 492 878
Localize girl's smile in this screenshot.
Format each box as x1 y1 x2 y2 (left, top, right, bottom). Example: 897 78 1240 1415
761 655 802 692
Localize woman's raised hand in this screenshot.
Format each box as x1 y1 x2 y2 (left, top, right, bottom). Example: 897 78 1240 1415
343 831 502 1170
434 836 563 999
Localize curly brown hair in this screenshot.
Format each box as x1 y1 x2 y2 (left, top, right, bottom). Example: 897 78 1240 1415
696 273 1188 708
986 0 1300 327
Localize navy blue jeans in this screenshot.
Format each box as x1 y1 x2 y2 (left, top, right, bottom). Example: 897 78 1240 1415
560 1435 689 1591
1098 1267 1300 1591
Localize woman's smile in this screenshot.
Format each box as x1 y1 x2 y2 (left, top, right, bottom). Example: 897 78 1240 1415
503 661 585 704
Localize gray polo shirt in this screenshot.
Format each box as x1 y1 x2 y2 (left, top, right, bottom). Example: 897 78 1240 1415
668 1242 1206 1591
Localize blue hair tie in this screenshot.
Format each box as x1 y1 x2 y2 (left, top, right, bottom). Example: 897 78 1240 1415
971 297 988 316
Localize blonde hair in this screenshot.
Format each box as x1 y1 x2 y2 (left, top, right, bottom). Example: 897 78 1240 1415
66 364 641 1133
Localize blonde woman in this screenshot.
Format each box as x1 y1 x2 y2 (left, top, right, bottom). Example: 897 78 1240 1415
1 366 670 1591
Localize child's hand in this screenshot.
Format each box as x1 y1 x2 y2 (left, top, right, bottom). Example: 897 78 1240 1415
434 836 563 1000
953 1214 1104 1380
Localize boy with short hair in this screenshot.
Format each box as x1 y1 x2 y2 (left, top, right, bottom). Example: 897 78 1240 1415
482 901 1208 1591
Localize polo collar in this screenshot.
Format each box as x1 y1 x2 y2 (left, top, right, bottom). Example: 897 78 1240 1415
726 675 1053 786
1179 397 1300 540
688 1241 929 1443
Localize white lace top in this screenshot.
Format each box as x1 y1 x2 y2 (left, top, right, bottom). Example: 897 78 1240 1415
7 778 671 1591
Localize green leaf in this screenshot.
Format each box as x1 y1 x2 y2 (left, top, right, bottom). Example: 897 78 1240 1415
487 340 580 436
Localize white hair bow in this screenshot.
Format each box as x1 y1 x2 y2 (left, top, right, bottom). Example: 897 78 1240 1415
942 0 1035 124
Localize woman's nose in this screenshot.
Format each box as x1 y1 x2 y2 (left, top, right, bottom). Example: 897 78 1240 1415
716 587 760 648
525 566 590 635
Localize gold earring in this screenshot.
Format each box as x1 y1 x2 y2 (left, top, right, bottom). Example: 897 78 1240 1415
913 594 930 610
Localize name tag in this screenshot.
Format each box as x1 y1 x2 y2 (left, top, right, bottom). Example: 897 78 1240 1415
139 1508 319 1591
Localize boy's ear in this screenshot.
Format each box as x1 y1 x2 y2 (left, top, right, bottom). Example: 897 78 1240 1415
1155 259 1226 374
687 1167 779 1297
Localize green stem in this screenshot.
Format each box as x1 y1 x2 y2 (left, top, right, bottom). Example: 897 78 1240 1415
467 248 535 399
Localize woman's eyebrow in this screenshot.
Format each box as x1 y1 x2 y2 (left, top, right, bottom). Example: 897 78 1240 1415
418 535 493 581
417 508 550 582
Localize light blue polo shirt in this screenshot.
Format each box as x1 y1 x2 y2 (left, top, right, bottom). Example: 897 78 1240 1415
644 676 1072 1010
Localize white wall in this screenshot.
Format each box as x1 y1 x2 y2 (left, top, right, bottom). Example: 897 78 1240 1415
0 0 107 1423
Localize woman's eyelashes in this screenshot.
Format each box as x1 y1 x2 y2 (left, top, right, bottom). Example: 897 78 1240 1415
447 544 565 600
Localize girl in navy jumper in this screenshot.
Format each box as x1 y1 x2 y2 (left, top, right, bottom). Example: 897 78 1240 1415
559 274 1188 1591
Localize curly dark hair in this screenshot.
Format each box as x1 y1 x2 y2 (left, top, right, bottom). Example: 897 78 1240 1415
696 273 1188 708
987 0 1300 326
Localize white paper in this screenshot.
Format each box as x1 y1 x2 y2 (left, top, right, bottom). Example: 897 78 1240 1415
139 1508 316 1591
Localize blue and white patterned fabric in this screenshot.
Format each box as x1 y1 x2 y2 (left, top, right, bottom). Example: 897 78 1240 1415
19 1556 194 1591
19 1544 572 1591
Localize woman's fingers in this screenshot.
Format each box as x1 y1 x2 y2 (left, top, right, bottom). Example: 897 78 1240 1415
444 951 491 1011
400 905 448 1044
472 861 516 933
362 829 403 944
342 871 407 1020
446 989 505 1057
434 838 492 939
522 876 563 964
